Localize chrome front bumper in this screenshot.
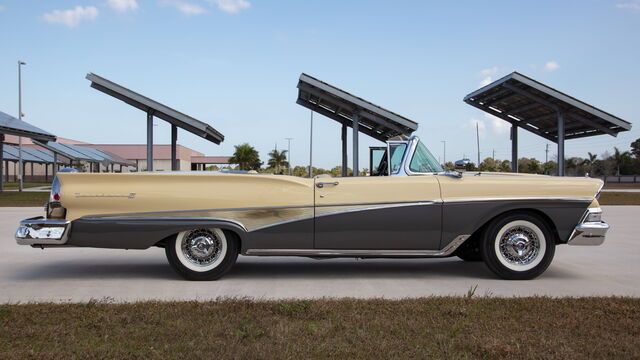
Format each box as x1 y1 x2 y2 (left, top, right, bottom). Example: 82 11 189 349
15 217 71 246
567 208 609 246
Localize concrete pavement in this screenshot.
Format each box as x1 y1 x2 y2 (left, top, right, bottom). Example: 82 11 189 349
1 206 638 302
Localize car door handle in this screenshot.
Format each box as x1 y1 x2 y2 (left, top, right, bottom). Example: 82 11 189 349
316 181 339 188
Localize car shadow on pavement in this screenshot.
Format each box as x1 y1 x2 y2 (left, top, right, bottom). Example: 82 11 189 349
7 257 580 281
7 261 179 281
226 257 499 280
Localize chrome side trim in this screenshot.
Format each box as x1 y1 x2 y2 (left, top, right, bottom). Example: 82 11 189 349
245 235 471 257
79 216 249 232
250 216 315 232
315 201 439 219
87 204 314 218
443 196 593 204
315 200 441 208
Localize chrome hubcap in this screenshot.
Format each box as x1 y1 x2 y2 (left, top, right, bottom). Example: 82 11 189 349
499 226 540 265
181 229 222 266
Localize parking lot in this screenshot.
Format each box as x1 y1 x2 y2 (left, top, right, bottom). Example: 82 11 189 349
1 206 638 303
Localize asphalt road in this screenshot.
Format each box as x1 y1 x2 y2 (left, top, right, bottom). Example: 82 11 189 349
1 206 638 302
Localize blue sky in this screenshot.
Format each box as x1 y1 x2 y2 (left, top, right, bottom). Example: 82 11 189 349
0 0 639 169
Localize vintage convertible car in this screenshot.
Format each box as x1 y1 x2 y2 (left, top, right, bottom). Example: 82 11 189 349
15 136 608 281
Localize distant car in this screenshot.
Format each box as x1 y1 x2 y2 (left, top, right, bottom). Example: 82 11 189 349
455 158 471 168
15 136 608 281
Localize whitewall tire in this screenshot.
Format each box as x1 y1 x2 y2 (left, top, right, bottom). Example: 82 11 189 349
166 228 238 281
481 213 555 280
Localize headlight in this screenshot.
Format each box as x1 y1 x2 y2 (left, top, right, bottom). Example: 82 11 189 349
585 208 602 222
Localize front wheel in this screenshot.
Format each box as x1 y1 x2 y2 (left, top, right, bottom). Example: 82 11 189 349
165 228 238 281
481 213 555 280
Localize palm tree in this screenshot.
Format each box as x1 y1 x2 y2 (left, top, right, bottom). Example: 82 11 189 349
229 143 262 171
581 152 597 176
613 147 631 176
268 149 289 174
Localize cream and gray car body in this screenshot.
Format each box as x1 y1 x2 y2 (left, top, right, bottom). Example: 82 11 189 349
15 136 608 280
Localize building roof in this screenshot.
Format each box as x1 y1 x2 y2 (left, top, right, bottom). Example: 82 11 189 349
86 73 224 144
84 144 203 162
0 111 56 142
190 156 232 164
463 72 632 141
296 73 418 142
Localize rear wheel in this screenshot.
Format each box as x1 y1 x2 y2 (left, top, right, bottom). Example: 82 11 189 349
481 213 555 280
165 228 238 281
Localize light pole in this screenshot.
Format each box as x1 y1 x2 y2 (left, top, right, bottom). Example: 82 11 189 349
18 60 26 192
441 140 446 167
285 137 293 175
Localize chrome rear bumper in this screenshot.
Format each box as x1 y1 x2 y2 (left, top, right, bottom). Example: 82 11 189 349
15 217 71 246
568 207 609 246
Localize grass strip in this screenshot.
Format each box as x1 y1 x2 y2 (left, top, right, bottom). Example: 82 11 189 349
0 297 638 359
598 191 640 205
0 192 48 207
2 182 50 190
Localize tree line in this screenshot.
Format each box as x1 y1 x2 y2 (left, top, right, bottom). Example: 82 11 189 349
219 138 640 177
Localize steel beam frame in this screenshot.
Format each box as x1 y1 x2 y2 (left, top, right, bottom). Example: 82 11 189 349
171 124 178 171
146 110 154 172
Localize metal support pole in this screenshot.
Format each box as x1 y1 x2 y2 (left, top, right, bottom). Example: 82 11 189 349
308 111 313 178
352 113 359 177
53 153 57 177
341 123 347 177
558 112 565 176
171 124 178 171
0 135 4 192
45 162 48 182
30 162 33 182
511 124 518 172
146 110 154 171
18 61 25 192
285 137 293 176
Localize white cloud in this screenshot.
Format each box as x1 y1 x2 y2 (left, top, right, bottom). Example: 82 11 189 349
485 113 510 135
468 118 486 137
107 0 138 12
208 0 250 13
617 0 640 11
161 1 206 16
479 67 498 77
543 61 560 72
42 6 99 27
478 67 498 87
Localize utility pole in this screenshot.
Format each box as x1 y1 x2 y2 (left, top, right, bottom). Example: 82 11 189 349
441 140 446 166
285 137 293 175
492 149 495 160
18 61 26 192
308 110 313 178
545 143 549 163
476 122 481 170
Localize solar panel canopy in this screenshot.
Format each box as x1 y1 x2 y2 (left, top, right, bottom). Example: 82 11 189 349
34 141 135 167
0 111 56 141
86 73 224 144
296 73 418 142
463 72 632 141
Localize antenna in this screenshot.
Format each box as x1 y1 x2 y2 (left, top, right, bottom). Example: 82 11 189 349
476 122 481 172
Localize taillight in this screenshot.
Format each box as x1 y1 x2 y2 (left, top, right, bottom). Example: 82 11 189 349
50 176 61 203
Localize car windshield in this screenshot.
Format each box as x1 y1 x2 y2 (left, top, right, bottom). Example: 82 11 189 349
409 140 443 173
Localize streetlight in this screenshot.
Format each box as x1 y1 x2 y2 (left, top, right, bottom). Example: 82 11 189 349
441 140 446 167
18 60 26 192
285 137 293 175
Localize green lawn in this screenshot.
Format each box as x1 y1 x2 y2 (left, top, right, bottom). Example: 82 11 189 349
598 191 640 205
0 297 638 359
0 192 48 207
2 182 50 190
